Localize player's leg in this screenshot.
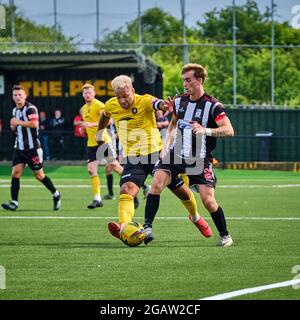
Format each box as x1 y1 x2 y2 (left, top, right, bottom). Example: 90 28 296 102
108 181 140 240
108 163 146 240
87 159 103 208
29 148 61 210
104 164 115 199
119 181 140 224
34 168 61 210
103 158 124 200
1 163 24 211
198 185 232 246
99 143 123 200
141 182 150 199
144 169 170 225
143 149 183 244
170 180 212 238
109 160 123 175
104 157 141 208
143 169 171 244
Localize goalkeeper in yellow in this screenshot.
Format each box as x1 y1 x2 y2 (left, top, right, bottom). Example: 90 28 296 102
97 75 211 243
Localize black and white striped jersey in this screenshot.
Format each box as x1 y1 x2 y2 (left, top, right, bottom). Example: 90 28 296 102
12 101 41 150
172 93 227 159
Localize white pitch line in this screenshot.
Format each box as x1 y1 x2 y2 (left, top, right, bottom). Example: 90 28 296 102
1 178 299 183
0 185 91 188
199 279 300 300
0 216 114 219
219 184 300 188
0 184 300 188
0 216 299 220
224 217 300 220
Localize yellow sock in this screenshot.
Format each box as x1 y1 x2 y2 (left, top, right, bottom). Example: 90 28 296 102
91 175 101 198
118 194 134 224
181 190 199 219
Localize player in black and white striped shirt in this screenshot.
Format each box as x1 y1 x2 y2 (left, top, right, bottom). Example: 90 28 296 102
144 63 235 247
1 85 61 211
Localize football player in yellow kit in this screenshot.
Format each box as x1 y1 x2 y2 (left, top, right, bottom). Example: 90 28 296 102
80 83 123 209
96 75 174 239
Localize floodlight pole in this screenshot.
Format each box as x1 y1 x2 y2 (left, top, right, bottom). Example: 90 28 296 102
232 0 237 106
9 0 16 51
53 0 57 49
96 0 100 42
271 0 275 107
180 0 188 64
138 0 142 47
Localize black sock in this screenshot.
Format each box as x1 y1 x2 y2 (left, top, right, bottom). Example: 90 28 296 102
210 206 229 237
144 194 160 228
11 178 20 202
41 176 57 194
106 174 113 196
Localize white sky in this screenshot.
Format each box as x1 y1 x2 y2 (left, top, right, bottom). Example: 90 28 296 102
2 0 300 43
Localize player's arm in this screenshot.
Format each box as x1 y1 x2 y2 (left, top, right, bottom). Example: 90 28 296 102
82 121 99 128
191 115 234 137
152 97 174 116
10 122 16 131
157 119 169 128
162 113 178 158
74 111 83 126
212 116 234 137
10 114 39 129
96 111 111 144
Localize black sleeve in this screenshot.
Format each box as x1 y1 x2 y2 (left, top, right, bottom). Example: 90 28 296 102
211 103 227 122
26 106 38 117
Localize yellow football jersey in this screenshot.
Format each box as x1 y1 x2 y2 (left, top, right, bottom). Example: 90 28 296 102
81 98 111 147
104 94 162 157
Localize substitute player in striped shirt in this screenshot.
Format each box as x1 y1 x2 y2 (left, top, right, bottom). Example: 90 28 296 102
1 85 61 211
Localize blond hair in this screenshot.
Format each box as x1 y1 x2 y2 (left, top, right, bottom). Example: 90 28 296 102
111 75 133 91
81 83 95 91
182 63 207 83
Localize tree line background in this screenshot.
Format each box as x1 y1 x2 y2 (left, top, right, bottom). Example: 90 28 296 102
1 0 300 107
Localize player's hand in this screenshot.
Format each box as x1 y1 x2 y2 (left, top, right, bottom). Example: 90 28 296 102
160 149 167 159
190 121 205 135
82 121 91 128
162 96 174 117
78 126 87 137
10 117 19 127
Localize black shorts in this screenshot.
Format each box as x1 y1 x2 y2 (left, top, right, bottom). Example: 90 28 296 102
154 150 217 190
188 161 217 189
12 148 43 171
120 152 160 188
87 144 117 164
87 146 98 163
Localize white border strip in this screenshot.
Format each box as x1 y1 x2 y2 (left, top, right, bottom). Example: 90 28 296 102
200 279 300 300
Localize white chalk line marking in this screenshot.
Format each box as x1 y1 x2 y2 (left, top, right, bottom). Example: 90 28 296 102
0 216 299 220
199 279 300 300
1 184 300 189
